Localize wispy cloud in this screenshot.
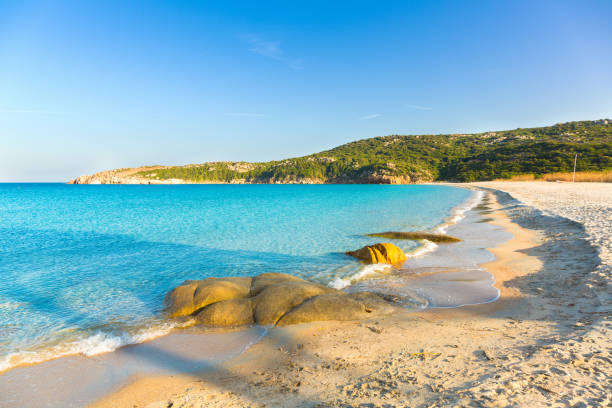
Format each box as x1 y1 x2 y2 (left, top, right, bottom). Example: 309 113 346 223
240 34 303 69
241 35 282 59
359 113 382 120
0 109 73 114
405 104 432 111
225 112 264 117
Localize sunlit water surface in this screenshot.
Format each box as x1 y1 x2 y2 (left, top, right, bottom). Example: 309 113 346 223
0 183 473 370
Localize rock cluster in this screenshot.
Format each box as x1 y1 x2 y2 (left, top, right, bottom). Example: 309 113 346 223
346 243 407 265
164 273 395 327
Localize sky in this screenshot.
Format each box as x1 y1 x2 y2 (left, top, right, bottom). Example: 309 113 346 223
1 0 611 181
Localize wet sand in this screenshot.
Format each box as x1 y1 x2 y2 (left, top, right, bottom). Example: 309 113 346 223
0 328 266 408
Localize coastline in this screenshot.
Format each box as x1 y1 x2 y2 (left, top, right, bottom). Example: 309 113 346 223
2 182 609 407
330 187 487 291
0 185 473 375
89 182 610 408
0 185 493 408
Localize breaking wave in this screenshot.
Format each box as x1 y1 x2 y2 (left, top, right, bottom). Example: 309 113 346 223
435 190 484 234
0 319 195 373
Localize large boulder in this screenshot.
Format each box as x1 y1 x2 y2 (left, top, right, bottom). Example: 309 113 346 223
250 272 307 296
164 276 252 317
253 281 336 325
164 272 398 327
277 292 395 326
277 293 367 326
346 243 407 265
196 298 255 327
349 291 398 314
164 280 199 317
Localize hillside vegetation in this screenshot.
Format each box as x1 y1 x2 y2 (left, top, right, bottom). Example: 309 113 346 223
73 120 612 184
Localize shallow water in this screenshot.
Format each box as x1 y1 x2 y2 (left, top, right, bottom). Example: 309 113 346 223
0 185 513 408
345 191 512 308
0 183 471 370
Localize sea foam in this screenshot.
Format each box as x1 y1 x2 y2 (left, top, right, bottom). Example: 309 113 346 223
328 190 485 291
0 184 474 373
435 190 484 234
0 319 194 373
329 263 393 289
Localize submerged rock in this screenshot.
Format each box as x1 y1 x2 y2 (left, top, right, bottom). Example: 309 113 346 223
366 231 461 243
165 272 397 328
346 243 407 265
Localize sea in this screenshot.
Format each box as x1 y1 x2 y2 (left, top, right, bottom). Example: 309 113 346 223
0 183 495 373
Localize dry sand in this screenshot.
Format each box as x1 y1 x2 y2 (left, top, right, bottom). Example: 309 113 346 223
90 182 611 408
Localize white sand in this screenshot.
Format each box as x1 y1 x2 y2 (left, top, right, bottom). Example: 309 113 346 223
86 182 611 408
477 181 611 271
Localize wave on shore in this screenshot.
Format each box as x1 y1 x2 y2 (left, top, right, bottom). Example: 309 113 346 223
329 190 485 291
0 319 195 373
0 187 484 374
435 190 485 234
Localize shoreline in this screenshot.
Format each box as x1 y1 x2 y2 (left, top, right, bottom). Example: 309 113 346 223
0 186 496 408
87 186 533 407
330 187 486 291
0 185 476 375
2 182 609 407
89 187 517 406
89 182 611 408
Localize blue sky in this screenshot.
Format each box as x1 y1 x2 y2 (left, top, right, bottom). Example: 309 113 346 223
1 0 611 181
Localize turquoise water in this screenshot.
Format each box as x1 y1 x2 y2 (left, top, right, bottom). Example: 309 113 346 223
0 183 470 370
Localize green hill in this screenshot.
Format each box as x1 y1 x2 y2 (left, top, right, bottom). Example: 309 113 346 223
71 119 612 184
131 119 611 183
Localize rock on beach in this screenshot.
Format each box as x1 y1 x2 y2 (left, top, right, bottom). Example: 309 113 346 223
165 272 396 327
346 243 407 265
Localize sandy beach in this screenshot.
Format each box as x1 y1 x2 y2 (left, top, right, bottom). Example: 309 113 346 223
3 1 610 405
83 182 610 408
